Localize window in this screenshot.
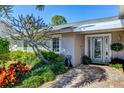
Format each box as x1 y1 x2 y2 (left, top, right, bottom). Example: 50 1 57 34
52 37 60 52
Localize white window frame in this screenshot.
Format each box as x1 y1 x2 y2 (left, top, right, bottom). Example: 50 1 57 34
50 34 62 53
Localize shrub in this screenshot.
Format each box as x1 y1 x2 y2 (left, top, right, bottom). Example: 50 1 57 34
0 61 32 88
9 50 65 66
49 62 66 75
109 58 124 69
110 58 124 64
111 43 123 52
82 55 92 65
7 50 67 87
0 66 16 88
31 65 55 82
22 66 55 88
109 64 123 69
0 60 7 67
9 62 31 74
31 65 49 76
9 50 41 66
40 68 55 82
22 76 44 88
0 37 9 61
9 62 31 82
40 50 65 62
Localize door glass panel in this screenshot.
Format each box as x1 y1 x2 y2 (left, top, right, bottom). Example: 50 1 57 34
105 36 109 56
104 36 110 62
94 37 102 58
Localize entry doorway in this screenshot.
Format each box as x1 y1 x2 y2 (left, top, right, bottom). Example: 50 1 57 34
85 34 111 63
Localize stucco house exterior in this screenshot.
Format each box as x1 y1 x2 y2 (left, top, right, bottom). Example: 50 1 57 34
50 16 124 67
0 6 124 67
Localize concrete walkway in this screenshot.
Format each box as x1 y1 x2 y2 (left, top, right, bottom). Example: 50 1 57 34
40 65 124 88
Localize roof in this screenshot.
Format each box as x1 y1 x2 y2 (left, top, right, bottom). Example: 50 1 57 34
0 16 123 36
52 16 119 31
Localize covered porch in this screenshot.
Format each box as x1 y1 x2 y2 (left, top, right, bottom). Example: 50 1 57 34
72 28 124 66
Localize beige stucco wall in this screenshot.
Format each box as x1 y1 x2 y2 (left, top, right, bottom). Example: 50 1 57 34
111 31 124 59
61 33 75 66
61 33 84 67
73 34 84 66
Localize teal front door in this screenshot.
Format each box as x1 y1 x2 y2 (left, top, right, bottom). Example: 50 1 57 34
87 35 111 63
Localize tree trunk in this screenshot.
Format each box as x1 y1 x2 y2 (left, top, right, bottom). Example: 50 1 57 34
29 43 50 63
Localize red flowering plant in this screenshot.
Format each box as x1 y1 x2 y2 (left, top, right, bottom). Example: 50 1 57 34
0 61 31 87
9 62 31 82
10 62 31 73
0 66 16 88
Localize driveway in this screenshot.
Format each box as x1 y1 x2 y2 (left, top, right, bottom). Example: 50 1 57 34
40 65 124 88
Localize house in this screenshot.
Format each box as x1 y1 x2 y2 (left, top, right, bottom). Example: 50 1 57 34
50 16 124 67
0 6 124 67
0 20 28 51
45 6 124 67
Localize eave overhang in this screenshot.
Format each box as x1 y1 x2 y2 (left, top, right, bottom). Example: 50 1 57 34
73 19 124 32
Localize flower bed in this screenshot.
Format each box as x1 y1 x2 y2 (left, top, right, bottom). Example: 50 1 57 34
0 50 67 88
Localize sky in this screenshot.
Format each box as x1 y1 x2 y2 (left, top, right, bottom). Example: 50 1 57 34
12 5 119 24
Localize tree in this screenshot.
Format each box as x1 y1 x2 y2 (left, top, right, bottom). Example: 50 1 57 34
35 5 45 11
0 5 13 19
7 14 52 63
51 15 67 26
0 5 44 19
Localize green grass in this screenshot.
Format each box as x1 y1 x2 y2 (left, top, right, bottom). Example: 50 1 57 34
109 64 123 69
